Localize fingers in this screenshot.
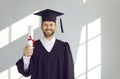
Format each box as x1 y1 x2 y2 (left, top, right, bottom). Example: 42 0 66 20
24 44 34 57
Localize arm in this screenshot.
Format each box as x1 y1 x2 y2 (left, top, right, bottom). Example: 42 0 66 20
65 42 75 79
16 57 32 77
16 44 34 77
23 56 31 70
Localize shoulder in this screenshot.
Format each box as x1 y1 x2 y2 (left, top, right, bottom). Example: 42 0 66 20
35 39 40 43
56 39 70 47
33 39 41 47
34 40 40 44
56 39 66 44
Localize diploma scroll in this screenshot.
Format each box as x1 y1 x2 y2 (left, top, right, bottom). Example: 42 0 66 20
28 25 34 47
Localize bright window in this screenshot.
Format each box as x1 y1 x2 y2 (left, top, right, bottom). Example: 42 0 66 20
75 18 101 79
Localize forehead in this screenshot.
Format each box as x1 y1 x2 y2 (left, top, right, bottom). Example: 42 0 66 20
42 21 56 24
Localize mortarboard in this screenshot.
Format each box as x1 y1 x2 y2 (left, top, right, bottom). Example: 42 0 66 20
34 9 64 33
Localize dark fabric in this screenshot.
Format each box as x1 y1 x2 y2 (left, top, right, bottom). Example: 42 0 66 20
34 9 64 33
16 39 74 79
34 9 64 22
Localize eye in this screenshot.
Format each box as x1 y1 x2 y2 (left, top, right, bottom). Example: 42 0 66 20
43 23 48 26
50 23 53 26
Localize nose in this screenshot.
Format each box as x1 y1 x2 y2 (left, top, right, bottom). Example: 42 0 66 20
47 25 51 29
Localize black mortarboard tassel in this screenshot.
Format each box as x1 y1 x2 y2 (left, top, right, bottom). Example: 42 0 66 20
60 18 64 33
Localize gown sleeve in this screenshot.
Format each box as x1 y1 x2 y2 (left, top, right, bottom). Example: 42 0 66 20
16 41 38 77
16 57 33 77
65 42 75 79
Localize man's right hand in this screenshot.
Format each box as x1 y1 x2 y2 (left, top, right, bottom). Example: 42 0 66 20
24 44 34 57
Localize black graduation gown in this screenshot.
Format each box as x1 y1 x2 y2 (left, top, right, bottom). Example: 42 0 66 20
16 39 74 79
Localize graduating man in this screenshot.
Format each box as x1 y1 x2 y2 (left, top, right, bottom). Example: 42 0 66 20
16 9 74 79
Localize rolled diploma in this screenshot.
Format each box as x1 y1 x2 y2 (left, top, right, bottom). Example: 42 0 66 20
28 25 34 47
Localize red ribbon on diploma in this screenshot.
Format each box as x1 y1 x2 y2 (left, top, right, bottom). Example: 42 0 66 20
28 36 35 46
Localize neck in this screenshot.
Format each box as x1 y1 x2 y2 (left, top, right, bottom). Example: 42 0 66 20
44 35 54 41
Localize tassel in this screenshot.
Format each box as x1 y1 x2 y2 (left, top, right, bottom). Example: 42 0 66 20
60 18 64 33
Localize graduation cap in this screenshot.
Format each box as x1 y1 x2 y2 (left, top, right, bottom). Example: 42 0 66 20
34 9 64 33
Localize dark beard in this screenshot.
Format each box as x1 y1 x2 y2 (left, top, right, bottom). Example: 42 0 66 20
43 30 55 37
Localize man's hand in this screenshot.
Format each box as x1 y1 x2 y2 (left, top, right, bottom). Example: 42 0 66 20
24 44 34 57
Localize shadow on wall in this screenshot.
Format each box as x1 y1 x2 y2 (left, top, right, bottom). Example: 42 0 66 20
0 0 101 77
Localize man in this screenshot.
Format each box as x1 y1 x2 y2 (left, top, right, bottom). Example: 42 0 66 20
16 9 74 79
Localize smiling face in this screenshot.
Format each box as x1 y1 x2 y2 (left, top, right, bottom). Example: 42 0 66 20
41 21 56 38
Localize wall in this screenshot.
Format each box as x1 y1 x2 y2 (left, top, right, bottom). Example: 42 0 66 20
100 0 120 79
0 0 120 79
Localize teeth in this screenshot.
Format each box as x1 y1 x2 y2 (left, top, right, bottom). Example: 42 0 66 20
47 30 50 32
46 30 51 31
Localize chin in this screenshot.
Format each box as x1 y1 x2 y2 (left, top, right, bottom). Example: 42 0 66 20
44 33 54 37
44 31 55 37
